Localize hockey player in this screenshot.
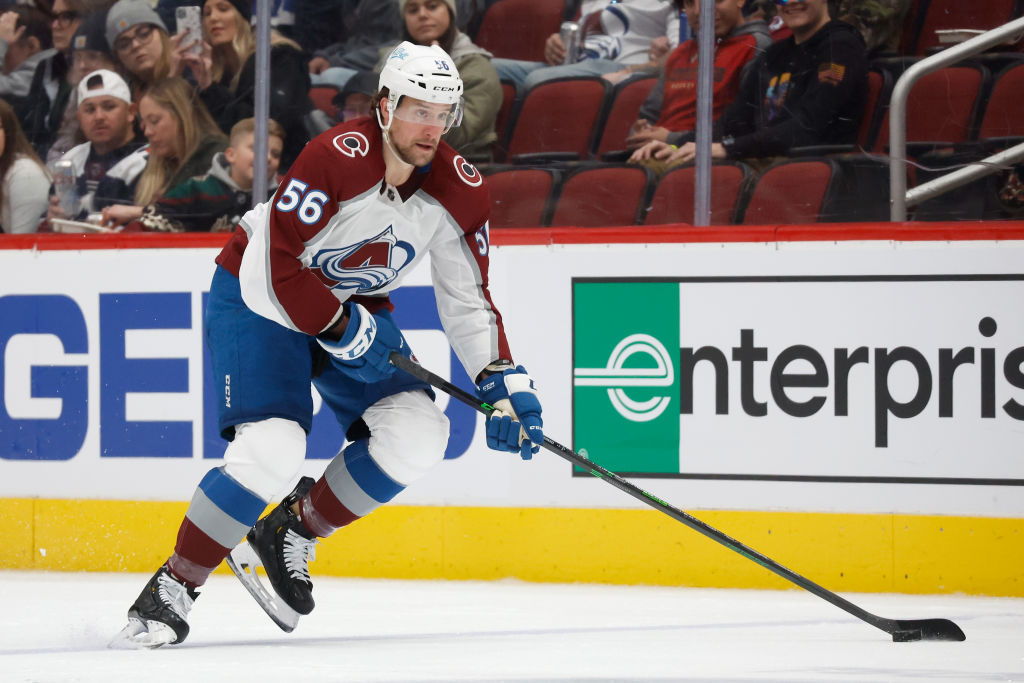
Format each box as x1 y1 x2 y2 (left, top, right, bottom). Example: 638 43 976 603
114 41 544 649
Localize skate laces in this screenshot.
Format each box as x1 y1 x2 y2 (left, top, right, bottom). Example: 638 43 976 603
282 528 317 584
156 571 195 621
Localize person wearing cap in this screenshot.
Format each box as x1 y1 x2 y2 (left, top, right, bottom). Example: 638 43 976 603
179 0 310 171
42 68 145 225
375 0 500 162
106 0 197 90
114 40 543 649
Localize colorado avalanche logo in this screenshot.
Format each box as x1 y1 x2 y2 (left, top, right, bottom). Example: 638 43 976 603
332 132 370 158
310 226 415 293
454 155 482 187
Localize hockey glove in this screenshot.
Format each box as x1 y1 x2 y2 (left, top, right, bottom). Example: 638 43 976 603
318 304 412 383
475 364 543 460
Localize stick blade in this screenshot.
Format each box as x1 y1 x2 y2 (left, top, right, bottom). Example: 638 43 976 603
891 618 966 642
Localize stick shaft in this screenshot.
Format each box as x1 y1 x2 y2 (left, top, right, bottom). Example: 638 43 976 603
390 353 906 637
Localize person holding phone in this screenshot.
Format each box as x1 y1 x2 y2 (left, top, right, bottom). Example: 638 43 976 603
177 0 311 171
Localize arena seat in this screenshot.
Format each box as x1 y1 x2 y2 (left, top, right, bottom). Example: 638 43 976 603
475 0 564 61
741 159 841 225
504 77 610 162
591 76 658 159
483 166 561 228
549 164 654 227
872 64 988 151
642 161 754 225
309 85 340 120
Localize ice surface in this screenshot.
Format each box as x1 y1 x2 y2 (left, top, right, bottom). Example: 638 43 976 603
1 571 1022 682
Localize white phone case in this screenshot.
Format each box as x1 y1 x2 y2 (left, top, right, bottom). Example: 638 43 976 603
176 6 202 55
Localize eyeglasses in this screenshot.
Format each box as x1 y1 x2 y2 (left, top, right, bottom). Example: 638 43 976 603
772 0 807 5
114 24 156 52
52 10 80 27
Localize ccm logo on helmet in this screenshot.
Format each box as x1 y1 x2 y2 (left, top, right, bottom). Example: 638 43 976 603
434 86 458 91
332 132 370 158
454 155 482 187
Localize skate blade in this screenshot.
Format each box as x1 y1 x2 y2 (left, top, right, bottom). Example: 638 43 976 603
226 539 301 633
108 618 177 650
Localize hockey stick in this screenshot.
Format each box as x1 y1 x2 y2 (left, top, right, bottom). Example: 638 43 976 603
390 352 966 642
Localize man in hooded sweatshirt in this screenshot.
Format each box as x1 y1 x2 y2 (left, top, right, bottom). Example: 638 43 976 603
647 0 867 165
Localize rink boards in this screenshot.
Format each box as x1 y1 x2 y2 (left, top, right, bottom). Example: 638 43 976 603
1 225 1023 596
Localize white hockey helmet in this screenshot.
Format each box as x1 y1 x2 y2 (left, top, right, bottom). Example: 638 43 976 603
378 41 464 132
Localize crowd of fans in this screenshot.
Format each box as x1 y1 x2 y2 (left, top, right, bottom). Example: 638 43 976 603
0 0 1018 234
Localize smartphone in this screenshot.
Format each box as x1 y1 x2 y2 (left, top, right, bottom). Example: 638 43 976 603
176 6 203 55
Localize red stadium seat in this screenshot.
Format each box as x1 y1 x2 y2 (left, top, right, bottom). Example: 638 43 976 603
911 0 1021 56
549 164 654 227
484 167 560 228
505 77 610 162
642 162 753 225
592 76 658 159
493 80 520 162
475 0 564 61
873 65 988 151
309 85 340 120
742 159 840 225
977 62 1024 140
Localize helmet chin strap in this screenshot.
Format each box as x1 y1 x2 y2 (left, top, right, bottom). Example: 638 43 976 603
377 100 416 170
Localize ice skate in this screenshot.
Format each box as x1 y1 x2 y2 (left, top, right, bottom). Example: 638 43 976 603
227 476 317 632
110 564 198 649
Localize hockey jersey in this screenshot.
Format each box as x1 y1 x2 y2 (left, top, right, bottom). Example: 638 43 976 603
216 117 511 380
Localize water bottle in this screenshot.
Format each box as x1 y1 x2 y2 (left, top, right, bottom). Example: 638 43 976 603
52 159 78 217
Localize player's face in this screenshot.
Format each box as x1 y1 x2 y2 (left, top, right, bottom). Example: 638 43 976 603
77 96 134 149
384 96 451 166
204 0 239 46
138 95 181 160
404 0 451 45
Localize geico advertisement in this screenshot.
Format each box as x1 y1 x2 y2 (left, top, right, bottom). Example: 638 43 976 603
572 277 1024 484
0 248 484 501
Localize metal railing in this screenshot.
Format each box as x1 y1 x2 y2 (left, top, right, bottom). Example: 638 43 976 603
889 16 1024 221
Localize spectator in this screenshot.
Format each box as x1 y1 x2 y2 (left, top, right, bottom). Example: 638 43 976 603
334 69 377 123
21 0 82 156
306 1 402 91
834 0 910 56
132 116 283 232
101 76 226 226
42 69 144 228
493 0 680 90
106 0 192 92
45 5 120 162
0 5 55 111
378 0 500 162
645 0 867 166
185 0 310 171
627 0 770 164
0 97 51 233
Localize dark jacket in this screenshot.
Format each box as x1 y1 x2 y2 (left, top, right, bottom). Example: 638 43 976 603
198 43 312 171
22 51 72 156
717 20 868 159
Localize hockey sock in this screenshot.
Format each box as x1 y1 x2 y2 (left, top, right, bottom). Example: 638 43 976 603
168 466 268 586
298 439 406 538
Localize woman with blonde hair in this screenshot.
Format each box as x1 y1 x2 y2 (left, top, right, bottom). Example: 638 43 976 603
0 98 51 233
101 76 226 226
184 0 311 170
